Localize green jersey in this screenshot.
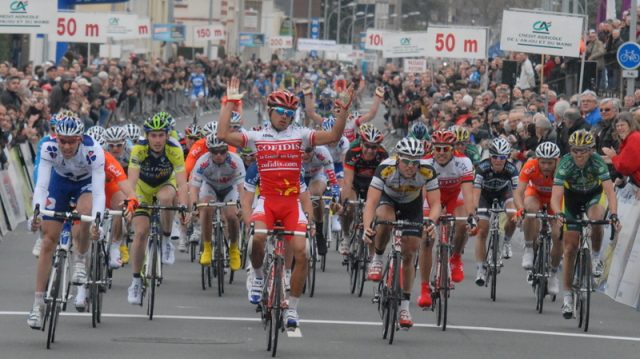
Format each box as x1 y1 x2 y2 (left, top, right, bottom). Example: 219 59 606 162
553 153 610 193
464 144 482 166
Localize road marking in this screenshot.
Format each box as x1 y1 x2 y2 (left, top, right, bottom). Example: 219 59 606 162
2 311 639 343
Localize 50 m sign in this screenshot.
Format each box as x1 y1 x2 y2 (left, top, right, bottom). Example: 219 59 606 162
52 13 107 43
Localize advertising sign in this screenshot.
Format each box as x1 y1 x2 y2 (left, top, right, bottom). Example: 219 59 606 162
0 0 56 34
297 38 337 52
239 33 265 47
382 32 429 58
500 9 584 58
403 58 427 73
152 23 186 42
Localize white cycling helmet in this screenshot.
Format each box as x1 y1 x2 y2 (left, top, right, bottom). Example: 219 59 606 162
489 137 511 156
230 111 242 125
56 115 85 137
85 125 105 140
535 141 561 159
202 121 218 136
104 126 128 143
206 133 226 149
395 137 424 158
124 123 142 141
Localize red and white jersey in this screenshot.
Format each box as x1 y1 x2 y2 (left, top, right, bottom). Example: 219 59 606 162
303 145 337 184
423 152 474 204
241 126 316 197
343 117 364 142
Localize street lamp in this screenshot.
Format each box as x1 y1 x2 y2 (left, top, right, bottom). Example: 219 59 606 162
325 1 356 40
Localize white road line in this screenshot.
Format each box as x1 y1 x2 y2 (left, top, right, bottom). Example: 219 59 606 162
2 311 639 343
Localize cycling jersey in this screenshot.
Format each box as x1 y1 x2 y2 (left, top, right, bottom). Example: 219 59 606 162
244 162 307 194
190 152 245 191
474 158 519 195
370 157 439 203
344 118 365 142
33 134 56 185
553 153 610 194
344 143 388 193
185 138 237 177
519 158 554 198
423 152 474 206
240 125 315 198
189 73 207 98
104 151 127 206
303 146 337 185
327 136 349 164
33 135 106 218
464 144 482 166
129 137 185 188
108 146 130 173
317 101 333 118
253 79 270 96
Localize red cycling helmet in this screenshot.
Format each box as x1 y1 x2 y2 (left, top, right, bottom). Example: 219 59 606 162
431 130 456 145
267 89 299 110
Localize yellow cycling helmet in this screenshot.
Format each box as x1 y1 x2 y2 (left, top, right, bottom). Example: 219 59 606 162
453 126 470 143
568 129 595 148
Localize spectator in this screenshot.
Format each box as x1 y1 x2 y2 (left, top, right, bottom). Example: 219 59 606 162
605 29 623 90
557 108 591 155
1 75 23 109
602 112 640 191
623 95 635 111
516 53 535 90
580 90 601 126
49 76 72 114
593 97 620 157
586 29 606 89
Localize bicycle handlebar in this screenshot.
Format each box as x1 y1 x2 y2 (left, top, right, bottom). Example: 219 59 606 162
104 209 123 217
562 218 616 241
195 201 239 209
476 208 517 214
253 228 307 237
38 208 98 223
524 212 560 220
310 195 336 201
374 219 426 228
432 215 469 223
137 203 188 212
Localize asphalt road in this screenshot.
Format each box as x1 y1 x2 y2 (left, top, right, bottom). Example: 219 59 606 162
0 97 639 358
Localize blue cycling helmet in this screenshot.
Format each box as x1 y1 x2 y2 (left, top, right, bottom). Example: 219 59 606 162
410 122 430 141
49 113 58 127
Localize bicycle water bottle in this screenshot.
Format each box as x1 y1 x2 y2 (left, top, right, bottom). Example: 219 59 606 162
60 221 72 248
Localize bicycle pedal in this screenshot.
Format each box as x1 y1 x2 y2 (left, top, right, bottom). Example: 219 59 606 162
255 304 262 313
372 295 380 304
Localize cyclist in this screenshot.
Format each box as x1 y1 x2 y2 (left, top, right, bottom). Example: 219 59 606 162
550 129 620 319
363 137 440 329
27 115 106 329
338 125 388 255
217 78 354 329
302 144 340 256
473 138 519 286
408 122 431 147
321 117 349 234
513 142 562 294
104 126 131 174
182 123 203 157
187 63 208 112
189 133 245 271
418 130 476 307
185 121 219 177
452 126 482 166
126 113 191 305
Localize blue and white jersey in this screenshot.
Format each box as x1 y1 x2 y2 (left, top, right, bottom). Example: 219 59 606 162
33 134 56 185
189 73 206 90
326 136 349 164
33 135 106 218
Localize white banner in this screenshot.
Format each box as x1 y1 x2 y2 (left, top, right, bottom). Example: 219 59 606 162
99 44 121 58
425 26 487 59
382 32 429 58
364 29 387 50
268 36 293 49
403 58 427 73
500 9 584 58
193 23 225 43
52 12 107 43
0 0 56 35
297 38 337 52
104 14 141 40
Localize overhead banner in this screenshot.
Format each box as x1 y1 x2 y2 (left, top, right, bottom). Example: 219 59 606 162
51 12 151 43
104 14 141 40
500 9 584 57
193 23 225 43
268 36 293 49
297 38 338 52
0 0 56 34
152 23 186 42
403 58 427 73
382 32 429 58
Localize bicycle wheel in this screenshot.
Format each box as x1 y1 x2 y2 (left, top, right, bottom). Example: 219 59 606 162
350 257 359 294
147 236 158 320
271 259 283 357
439 243 450 331
215 228 225 297
489 233 499 301
535 240 547 314
388 255 400 345
190 241 197 263
90 242 99 327
308 236 317 297
240 231 249 270
200 240 207 291
357 244 368 298
46 252 63 349
580 249 592 332
379 262 391 340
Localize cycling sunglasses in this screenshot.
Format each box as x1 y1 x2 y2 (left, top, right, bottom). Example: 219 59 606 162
108 142 124 148
209 148 228 155
570 147 590 154
399 157 420 166
272 107 296 118
57 137 80 145
362 142 379 150
434 145 453 153
491 154 508 160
